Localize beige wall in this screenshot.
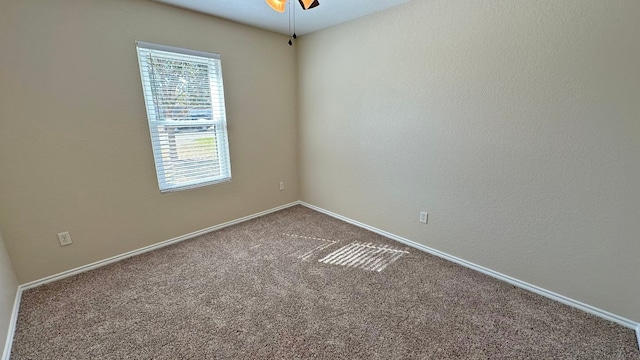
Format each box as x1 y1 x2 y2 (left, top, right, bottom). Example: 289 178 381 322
0 0 299 283
1 0 639 326
298 0 640 321
0 232 17 354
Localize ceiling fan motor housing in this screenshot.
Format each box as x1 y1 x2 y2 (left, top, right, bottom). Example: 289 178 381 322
298 0 320 10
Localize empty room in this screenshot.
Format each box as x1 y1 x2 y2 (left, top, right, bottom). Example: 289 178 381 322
1 0 639 358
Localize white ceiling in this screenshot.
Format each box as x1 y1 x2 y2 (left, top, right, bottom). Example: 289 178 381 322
153 0 411 36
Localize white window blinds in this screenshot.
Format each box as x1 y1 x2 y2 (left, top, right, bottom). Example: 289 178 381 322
136 41 231 193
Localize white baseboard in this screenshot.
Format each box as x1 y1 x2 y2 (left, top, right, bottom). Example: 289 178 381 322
300 201 639 330
20 201 300 290
6 200 638 358
2 287 21 360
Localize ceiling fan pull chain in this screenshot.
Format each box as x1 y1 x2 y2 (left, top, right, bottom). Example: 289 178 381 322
289 1 296 46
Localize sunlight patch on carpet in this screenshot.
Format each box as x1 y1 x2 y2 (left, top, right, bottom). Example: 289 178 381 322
318 242 409 272
282 233 338 260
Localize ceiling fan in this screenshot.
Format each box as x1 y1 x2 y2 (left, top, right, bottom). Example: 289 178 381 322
266 0 320 13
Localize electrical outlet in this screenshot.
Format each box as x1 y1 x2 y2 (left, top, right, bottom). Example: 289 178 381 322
57 231 72 246
419 212 428 224
279 181 284 191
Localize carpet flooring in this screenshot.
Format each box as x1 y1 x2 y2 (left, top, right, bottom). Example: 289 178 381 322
11 205 640 359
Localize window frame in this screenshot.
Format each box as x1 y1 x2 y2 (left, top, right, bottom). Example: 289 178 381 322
135 41 232 193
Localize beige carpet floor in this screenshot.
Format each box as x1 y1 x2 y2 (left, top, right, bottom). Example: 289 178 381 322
11 205 640 359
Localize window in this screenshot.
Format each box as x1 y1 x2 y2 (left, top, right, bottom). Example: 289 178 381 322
136 41 231 193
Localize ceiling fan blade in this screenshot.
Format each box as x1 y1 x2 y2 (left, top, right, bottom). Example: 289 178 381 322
298 0 320 10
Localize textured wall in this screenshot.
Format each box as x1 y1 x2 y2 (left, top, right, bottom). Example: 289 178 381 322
0 233 17 353
0 0 299 283
298 0 640 321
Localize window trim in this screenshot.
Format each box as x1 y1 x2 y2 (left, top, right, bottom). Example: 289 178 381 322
136 41 221 61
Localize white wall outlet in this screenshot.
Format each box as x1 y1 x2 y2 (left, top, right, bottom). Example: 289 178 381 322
57 231 72 246
279 181 284 191
419 212 428 224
